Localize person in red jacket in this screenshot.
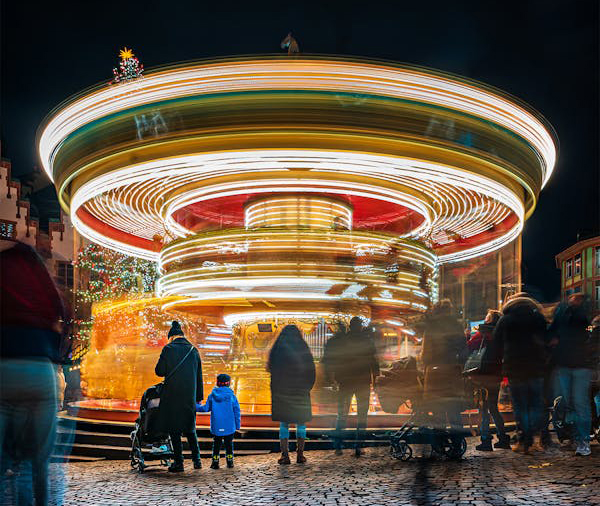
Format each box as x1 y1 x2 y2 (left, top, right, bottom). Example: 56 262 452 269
1 239 67 505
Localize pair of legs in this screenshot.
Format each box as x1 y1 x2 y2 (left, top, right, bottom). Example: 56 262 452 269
335 383 369 450
169 431 200 466
555 367 592 444
480 381 507 443
278 422 307 464
508 376 544 446
211 434 234 468
0 359 57 506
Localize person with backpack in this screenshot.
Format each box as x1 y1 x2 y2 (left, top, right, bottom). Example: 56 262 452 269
0 240 69 505
197 373 241 469
155 321 204 472
548 294 593 456
468 310 511 451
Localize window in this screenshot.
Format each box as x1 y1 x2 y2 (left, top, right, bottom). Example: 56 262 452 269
566 259 572 278
574 254 582 276
56 261 74 289
0 220 16 240
596 281 600 310
596 246 600 271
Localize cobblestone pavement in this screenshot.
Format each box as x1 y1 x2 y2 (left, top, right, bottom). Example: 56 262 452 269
52 439 600 506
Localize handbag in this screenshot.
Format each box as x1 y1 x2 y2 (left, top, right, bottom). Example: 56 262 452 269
462 337 486 376
155 345 195 396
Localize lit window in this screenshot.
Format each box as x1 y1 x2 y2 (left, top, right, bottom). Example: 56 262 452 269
596 246 600 270
56 261 74 289
0 220 16 240
566 259 572 278
574 254 581 276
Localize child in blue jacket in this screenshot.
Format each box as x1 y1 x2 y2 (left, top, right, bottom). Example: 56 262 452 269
197 373 241 469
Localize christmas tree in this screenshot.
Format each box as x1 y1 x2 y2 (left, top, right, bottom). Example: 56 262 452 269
112 47 144 84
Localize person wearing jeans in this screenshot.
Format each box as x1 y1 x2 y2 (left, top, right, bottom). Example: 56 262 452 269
549 294 593 456
492 293 548 454
335 384 370 454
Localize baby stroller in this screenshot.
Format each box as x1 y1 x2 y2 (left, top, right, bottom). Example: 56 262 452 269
376 358 469 461
552 394 600 444
130 383 174 473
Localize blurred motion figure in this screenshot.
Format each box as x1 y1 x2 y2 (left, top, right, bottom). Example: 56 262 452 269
0 240 67 505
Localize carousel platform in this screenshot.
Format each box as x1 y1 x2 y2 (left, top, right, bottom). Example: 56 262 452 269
52 400 515 462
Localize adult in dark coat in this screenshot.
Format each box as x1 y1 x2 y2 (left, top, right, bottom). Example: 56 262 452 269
492 293 548 454
155 321 204 471
268 324 316 464
323 317 379 456
548 293 593 456
420 299 467 455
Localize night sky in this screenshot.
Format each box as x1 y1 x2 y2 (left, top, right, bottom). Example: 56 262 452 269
2 0 598 301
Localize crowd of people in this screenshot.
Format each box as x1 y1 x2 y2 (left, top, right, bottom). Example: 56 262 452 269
2 238 599 503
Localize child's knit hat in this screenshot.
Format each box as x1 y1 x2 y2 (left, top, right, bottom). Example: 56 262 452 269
216 373 231 386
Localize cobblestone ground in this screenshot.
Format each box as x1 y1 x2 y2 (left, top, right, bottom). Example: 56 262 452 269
52 439 599 506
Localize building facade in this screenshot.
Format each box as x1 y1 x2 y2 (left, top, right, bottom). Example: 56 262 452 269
0 157 76 306
556 235 600 313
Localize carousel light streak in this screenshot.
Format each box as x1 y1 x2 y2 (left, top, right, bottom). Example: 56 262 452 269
38 56 555 327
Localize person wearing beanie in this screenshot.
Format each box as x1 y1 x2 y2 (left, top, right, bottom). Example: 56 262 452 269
197 373 241 469
155 321 204 472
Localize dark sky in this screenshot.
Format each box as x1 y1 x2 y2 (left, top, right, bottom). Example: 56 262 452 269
2 0 598 301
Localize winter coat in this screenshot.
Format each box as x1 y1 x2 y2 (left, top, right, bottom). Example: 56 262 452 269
322 330 380 387
197 386 241 436
549 302 592 369
421 312 466 401
269 341 316 424
155 337 203 434
1 241 66 362
421 314 467 368
492 297 548 380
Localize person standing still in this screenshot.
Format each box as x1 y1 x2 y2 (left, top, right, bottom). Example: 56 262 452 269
155 321 204 472
549 294 593 456
325 317 380 457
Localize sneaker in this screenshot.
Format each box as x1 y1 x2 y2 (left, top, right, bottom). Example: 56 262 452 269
476 441 493 452
494 436 511 450
168 462 184 473
575 441 591 456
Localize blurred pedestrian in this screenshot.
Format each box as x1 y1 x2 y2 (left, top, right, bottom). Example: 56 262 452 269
469 309 510 451
548 294 593 456
421 299 467 457
155 321 203 472
323 317 380 456
590 315 600 437
197 373 241 469
267 325 316 465
0 240 67 505
493 293 548 454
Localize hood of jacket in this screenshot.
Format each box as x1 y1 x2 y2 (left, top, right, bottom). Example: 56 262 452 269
502 296 543 316
211 386 234 403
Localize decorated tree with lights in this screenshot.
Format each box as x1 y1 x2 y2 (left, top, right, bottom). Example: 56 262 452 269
73 243 158 343
112 47 144 84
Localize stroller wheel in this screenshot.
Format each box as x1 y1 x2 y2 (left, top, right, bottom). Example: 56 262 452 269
390 441 412 461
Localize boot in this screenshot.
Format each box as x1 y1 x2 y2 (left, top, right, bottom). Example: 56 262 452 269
226 454 234 468
210 456 220 469
494 434 511 450
296 438 306 464
476 440 493 452
511 441 528 454
168 462 184 472
528 434 545 453
278 438 291 465
193 458 202 469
